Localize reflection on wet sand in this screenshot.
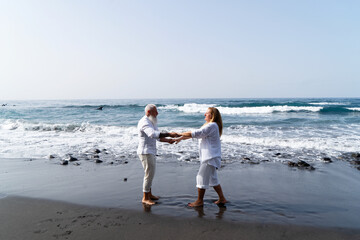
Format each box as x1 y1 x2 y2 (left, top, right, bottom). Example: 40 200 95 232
142 203 153 212
191 204 227 219
142 200 227 220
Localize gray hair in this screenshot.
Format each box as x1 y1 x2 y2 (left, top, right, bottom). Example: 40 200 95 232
145 104 156 114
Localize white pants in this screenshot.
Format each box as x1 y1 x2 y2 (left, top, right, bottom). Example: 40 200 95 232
196 162 220 189
138 154 156 193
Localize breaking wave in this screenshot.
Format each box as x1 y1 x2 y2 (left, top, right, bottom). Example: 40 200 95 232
160 103 322 114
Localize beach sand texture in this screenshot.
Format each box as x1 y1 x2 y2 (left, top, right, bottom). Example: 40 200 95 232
1 157 360 239
1 196 359 240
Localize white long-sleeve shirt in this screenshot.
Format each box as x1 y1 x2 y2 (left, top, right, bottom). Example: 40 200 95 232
191 122 221 168
137 115 161 155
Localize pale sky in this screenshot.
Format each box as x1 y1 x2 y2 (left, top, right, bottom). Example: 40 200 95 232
0 0 359 100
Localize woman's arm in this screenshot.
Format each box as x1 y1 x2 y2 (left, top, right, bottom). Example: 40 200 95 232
159 137 176 144
175 131 192 144
180 131 192 138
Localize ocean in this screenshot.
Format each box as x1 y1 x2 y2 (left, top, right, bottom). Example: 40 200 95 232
1 98 360 166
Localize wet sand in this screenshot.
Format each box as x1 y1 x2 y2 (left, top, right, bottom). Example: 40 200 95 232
1 196 359 240
1 157 360 239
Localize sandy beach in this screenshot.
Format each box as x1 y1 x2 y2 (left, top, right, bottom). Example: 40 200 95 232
1 196 360 240
1 156 360 239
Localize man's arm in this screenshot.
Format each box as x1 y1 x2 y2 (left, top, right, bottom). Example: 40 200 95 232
159 132 180 138
158 132 180 144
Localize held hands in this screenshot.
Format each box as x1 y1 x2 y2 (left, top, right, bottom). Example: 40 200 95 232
168 132 181 138
167 138 177 144
175 135 192 144
160 132 181 144
174 135 186 144
170 134 192 144
167 133 183 144
163 132 185 144
163 132 191 144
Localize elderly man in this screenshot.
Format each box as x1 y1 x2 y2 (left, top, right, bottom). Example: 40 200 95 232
137 104 178 205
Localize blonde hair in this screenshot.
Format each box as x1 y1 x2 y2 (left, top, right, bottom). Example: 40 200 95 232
208 107 223 136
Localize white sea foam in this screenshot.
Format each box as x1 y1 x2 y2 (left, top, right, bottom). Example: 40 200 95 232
161 103 323 114
221 124 360 154
158 104 179 110
171 124 360 163
1 119 21 130
217 106 322 114
309 102 346 105
348 108 360 111
0 120 139 159
178 103 216 113
1 119 89 132
221 134 360 153
159 103 216 113
1 119 360 162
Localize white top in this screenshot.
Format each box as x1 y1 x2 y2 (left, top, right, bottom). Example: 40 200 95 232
191 122 221 168
137 115 161 155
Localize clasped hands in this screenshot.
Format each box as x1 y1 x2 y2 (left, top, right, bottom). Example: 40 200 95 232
163 132 188 144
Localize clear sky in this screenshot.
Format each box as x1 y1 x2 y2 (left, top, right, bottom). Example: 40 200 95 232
0 0 359 100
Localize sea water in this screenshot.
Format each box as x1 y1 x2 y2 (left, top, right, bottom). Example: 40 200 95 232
0 98 359 165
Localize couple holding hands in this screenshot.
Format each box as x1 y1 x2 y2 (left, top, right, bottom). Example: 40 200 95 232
137 104 227 207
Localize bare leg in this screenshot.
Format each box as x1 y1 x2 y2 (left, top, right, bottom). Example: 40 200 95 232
213 184 227 205
142 192 156 205
188 188 206 207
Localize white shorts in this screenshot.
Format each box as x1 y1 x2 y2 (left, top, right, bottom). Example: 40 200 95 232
196 162 220 189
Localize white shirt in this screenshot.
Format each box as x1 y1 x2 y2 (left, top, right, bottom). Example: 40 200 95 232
191 122 221 168
137 115 161 155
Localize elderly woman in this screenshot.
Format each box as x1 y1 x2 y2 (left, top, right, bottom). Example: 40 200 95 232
176 107 227 207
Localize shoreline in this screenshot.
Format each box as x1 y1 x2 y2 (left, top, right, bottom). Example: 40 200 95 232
1 157 360 231
1 196 359 240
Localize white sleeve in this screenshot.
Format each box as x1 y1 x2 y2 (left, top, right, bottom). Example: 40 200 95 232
142 122 160 139
191 124 214 139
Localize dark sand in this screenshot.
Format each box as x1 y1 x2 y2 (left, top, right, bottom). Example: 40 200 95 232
1 157 360 239
1 196 359 240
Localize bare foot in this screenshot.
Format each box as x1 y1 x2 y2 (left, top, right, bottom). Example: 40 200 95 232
150 195 160 200
142 199 156 205
187 201 203 207
214 199 227 205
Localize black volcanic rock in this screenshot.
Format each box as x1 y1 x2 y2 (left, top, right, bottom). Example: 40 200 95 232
323 157 332 163
288 160 315 170
61 160 69 165
68 156 78 162
350 160 360 165
287 161 298 167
